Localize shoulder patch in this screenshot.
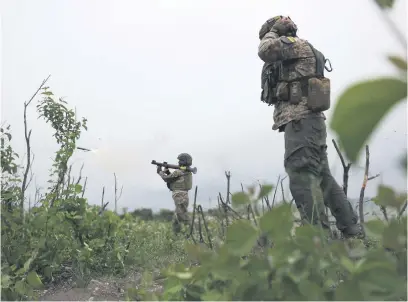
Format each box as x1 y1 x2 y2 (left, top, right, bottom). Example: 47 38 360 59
280 36 296 44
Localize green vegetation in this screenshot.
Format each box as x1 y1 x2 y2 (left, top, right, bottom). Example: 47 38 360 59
2 0 406 300
1 83 407 301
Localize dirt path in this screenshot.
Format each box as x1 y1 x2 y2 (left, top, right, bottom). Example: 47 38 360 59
39 271 164 301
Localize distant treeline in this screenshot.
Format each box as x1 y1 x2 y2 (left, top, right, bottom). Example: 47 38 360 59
120 207 225 222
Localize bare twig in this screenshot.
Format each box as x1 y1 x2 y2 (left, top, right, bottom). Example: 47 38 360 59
219 192 229 226
247 204 258 226
219 193 243 219
114 173 118 213
65 164 73 190
258 181 271 211
359 145 370 223
101 186 105 208
398 201 407 219
99 202 110 215
280 176 287 203
225 171 231 204
118 185 123 200
81 177 88 198
113 173 124 214
380 206 389 222
26 153 35 190
75 163 85 185
217 197 225 238
188 186 198 241
197 205 213 249
332 139 351 196
21 75 51 214
99 186 109 215
368 174 380 181
272 175 280 208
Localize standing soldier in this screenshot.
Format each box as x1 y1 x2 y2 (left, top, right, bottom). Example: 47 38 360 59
157 153 193 234
257 16 364 238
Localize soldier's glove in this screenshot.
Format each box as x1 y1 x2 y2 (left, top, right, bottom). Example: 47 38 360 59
271 18 297 37
156 166 162 174
164 168 170 175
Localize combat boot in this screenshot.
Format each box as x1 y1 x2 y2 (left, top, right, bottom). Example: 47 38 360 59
341 224 365 239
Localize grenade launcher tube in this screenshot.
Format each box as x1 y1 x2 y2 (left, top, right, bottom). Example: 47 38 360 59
151 160 197 174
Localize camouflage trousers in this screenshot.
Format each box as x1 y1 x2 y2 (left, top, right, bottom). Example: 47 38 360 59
171 190 190 233
283 116 362 237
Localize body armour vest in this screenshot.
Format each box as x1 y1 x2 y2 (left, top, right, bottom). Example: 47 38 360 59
262 36 332 112
170 172 193 191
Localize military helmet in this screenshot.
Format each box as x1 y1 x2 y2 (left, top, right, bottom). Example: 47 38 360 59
177 153 193 167
259 16 297 40
259 16 283 40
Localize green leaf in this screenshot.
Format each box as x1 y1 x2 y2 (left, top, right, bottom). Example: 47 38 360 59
364 219 385 238
26 271 43 289
335 279 364 300
388 55 408 71
116 251 123 262
258 184 274 200
20 250 38 275
231 192 251 207
74 184 82 193
357 268 406 300
340 256 356 273
1 275 11 288
226 220 258 256
382 219 407 250
41 91 54 96
14 280 27 295
259 203 293 239
330 77 407 162
298 279 323 300
373 185 406 209
184 242 213 263
374 0 395 9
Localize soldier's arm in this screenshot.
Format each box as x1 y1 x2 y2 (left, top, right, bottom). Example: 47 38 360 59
258 31 284 63
158 169 183 183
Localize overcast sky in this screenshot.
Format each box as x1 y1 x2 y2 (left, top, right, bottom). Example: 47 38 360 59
1 0 407 212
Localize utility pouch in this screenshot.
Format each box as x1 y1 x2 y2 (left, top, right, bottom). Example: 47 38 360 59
276 82 289 101
261 81 277 105
307 77 331 112
288 81 302 105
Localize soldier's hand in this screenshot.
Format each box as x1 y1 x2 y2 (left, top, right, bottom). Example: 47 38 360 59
164 168 170 175
271 17 297 36
156 166 162 174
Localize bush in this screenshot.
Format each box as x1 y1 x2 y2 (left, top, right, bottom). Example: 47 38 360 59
134 186 407 301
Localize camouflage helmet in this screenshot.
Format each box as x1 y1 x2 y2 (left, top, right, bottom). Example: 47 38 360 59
177 153 193 167
259 16 283 40
259 16 297 40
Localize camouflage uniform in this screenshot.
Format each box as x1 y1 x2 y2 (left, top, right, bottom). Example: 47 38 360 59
159 169 192 233
258 19 363 238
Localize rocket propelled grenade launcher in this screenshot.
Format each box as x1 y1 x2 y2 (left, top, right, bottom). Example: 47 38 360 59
151 160 197 174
